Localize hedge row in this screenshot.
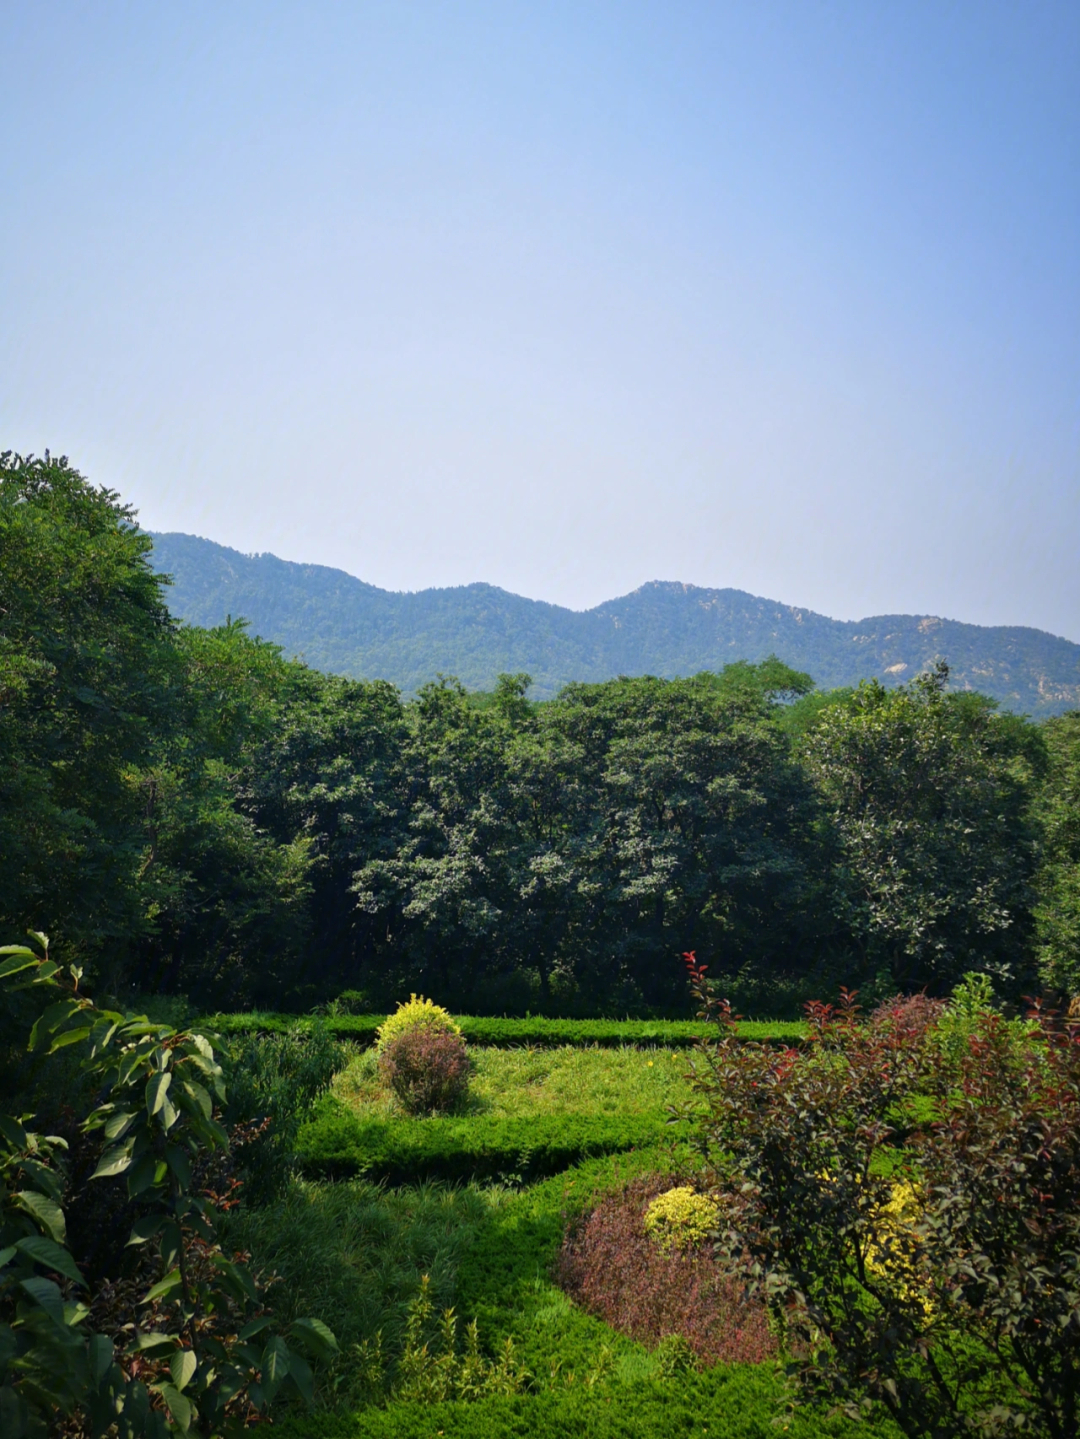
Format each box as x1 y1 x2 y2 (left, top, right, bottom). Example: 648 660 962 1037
295 1099 670 1184
271 1366 889 1439
209 1012 807 1048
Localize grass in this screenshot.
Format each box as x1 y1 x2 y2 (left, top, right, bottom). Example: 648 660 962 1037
228 1040 903 1437
232 1151 900 1438
335 1044 695 1121
206 1011 808 1048
296 1046 700 1182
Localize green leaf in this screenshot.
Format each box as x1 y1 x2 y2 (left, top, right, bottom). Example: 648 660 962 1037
91 1138 135 1180
145 1070 173 1118
28 999 81 1051
289 1316 339 1359
170 1349 197 1392
104 1110 136 1143
15 1190 66 1243
288 1351 314 1405
89 1332 114 1383
128 1331 178 1355
126 1214 165 1247
48 1025 93 1053
15 1235 83 1285
0 953 38 981
143 1268 183 1304
261 1336 291 1400
127 1153 164 1197
238 1316 273 1341
164 1146 191 1189
19 1276 64 1325
0 1115 28 1149
177 1080 212 1119
154 1382 193 1432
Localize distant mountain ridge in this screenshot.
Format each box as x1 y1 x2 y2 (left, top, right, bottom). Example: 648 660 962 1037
147 531 1080 717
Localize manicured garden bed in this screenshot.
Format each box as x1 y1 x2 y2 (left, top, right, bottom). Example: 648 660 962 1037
226 1040 901 1438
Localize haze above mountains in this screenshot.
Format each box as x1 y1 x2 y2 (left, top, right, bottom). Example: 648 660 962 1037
148 532 1080 718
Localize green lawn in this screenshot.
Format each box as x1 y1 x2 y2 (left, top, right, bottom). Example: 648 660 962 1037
335 1043 695 1121
227 1039 903 1437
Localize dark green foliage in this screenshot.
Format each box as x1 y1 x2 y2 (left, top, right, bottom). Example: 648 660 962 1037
0 453 179 964
0 936 336 1436
295 1099 667 1183
207 1013 808 1048
800 664 1042 990
4 452 1071 1017
149 530 1080 717
351 667 829 1013
221 1021 344 1204
1035 710 1080 994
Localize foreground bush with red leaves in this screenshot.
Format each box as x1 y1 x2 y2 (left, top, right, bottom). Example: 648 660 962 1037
682 951 1080 1439
379 1024 470 1114
555 1174 776 1367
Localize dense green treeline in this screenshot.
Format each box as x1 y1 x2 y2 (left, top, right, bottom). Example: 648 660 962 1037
3 452 1079 1014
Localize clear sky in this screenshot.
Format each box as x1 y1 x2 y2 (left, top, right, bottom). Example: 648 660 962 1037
2 2 1078 636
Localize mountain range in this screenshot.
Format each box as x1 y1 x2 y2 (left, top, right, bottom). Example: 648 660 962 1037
147 532 1080 717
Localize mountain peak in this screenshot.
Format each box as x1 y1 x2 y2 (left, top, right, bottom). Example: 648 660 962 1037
146 532 1080 716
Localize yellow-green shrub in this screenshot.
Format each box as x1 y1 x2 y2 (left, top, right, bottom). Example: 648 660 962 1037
375 995 461 1055
643 1186 719 1254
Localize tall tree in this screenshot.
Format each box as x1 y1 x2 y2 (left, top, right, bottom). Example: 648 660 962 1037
0 452 179 963
1034 710 1080 996
800 663 1042 991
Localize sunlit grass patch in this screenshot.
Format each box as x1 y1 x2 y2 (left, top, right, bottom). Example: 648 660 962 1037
334 1043 694 1122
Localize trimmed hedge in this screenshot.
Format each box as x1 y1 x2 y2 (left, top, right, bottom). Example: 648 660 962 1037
272 1367 899 1438
208 1012 807 1049
296 1099 669 1184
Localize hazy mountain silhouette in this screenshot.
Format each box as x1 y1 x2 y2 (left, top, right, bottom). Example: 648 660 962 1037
148 532 1080 716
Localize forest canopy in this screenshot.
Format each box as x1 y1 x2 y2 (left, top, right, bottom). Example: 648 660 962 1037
2 453 1077 1014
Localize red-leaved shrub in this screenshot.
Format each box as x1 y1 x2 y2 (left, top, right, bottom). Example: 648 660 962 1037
379 1025 470 1113
555 1175 776 1366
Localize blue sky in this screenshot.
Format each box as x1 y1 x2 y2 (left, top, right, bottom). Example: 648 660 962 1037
2 2 1078 635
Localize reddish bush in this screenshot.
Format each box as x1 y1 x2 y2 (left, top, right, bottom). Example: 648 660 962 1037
379 1024 470 1113
868 991 947 1035
555 1175 776 1367
682 949 1080 1438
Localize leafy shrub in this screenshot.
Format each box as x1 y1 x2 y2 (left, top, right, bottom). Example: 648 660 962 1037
325 989 370 1017
555 1175 776 1367
379 1026 470 1115
222 1021 345 1204
683 951 1080 1438
0 936 337 1437
642 1186 719 1254
375 996 461 1056
393 1275 530 1402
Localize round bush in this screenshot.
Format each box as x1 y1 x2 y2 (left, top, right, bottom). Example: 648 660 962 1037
556 1175 774 1366
378 1025 470 1114
643 1186 719 1254
375 994 461 1056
